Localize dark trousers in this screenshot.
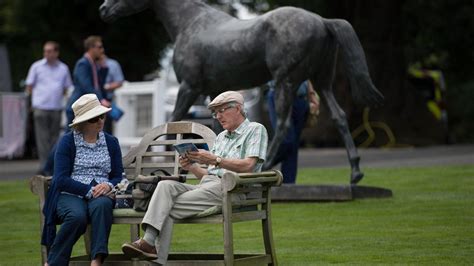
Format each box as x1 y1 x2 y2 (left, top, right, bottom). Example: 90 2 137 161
47 194 114 265
33 109 62 168
266 89 309 184
41 110 72 176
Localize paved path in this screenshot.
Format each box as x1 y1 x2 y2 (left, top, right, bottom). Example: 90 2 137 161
1 145 473 180
298 144 474 169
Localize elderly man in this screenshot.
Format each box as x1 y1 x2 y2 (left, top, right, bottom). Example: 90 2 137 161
121 91 268 265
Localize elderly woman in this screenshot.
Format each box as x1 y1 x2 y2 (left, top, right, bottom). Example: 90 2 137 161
41 94 123 266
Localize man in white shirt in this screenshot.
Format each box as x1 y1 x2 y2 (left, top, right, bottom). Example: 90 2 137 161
26 41 72 173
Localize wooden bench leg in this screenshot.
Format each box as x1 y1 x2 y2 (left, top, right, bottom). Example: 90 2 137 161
262 190 278 266
31 175 50 265
223 194 234 265
84 225 92 256
130 224 140 242
41 245 48 265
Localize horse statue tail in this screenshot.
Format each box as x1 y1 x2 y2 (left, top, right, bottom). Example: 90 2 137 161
325 19 384 107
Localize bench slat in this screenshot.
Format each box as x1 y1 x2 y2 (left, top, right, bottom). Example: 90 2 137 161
232 210 267 222
142 151 175 157
149 139 208 146
138 162 177 168
232 186 266 194
232 198 266 207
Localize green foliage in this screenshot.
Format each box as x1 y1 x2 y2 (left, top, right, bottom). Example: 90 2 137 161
402 0 474 142
447 81 474 141
1 0 474 141
1 165 473 264
403 0 474 78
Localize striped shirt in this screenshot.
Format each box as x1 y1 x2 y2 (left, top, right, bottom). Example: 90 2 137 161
208 119 268 177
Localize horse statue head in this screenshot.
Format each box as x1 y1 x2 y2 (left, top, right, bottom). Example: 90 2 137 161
100 0 151 23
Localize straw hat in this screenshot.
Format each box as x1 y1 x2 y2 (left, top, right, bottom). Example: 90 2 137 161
69 94 111 127
207 91 244 109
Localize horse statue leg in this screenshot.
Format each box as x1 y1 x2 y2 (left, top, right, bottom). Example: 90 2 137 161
322 89 363 184
313 40 364 185
170 81 201 122
263 79 296 170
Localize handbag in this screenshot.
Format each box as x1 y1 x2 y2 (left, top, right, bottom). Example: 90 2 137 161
113 179 134 209
109 102 124 121
132 169 187 211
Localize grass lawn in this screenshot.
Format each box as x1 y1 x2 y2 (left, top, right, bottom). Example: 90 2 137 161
0 165 473 265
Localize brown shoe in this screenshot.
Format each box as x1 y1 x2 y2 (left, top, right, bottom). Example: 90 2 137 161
122 239 157 259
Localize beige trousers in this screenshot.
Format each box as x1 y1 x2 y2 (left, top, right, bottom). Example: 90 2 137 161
141 175 223 264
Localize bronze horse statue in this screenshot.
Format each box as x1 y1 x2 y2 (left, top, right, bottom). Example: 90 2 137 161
100 0 384 184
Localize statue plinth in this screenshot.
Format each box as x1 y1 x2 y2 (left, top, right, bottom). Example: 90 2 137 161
271 184 392 202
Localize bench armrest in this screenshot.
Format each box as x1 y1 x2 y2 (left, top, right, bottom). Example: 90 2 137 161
29 175 52 196
222 170 283 192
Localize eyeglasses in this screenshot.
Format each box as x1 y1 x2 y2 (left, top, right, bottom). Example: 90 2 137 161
87 114 105 123
211 105 234 118
94 45 104 49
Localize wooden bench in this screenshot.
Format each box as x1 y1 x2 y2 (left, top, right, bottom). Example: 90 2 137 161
30 121 282 265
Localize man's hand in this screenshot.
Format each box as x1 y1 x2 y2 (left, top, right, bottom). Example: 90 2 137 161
179 155 194 170
186 149 217 165
98 54 107 66
25 85 33 96
309 101 320 115
100 99 111 107
92 183 111 198
179 154 209 179
104 81 123 91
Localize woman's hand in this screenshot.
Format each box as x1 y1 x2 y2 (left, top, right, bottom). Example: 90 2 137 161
92 183 111 198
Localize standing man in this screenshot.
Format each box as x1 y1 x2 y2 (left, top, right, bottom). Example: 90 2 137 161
103 54 124 98
25 41 72 174
121 91 268 265
101 53 125 134
266 80 320 184
66 36 109 128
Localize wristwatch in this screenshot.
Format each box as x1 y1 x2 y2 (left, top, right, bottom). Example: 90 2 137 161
215 156 222 167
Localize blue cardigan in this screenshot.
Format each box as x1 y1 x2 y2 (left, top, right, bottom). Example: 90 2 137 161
41 131 123 247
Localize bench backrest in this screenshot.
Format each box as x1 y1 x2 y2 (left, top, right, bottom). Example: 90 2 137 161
122 121 216 180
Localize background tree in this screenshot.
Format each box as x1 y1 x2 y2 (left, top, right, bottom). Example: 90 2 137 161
0 0 169 87
1 0 473 143
240 0 474 144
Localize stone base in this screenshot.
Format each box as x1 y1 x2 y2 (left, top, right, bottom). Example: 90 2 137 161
271 184 392 202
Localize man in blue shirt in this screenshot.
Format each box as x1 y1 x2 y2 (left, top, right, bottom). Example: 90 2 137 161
101 54 125 134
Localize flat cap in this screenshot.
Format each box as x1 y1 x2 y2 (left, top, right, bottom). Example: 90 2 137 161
207 91 244 109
